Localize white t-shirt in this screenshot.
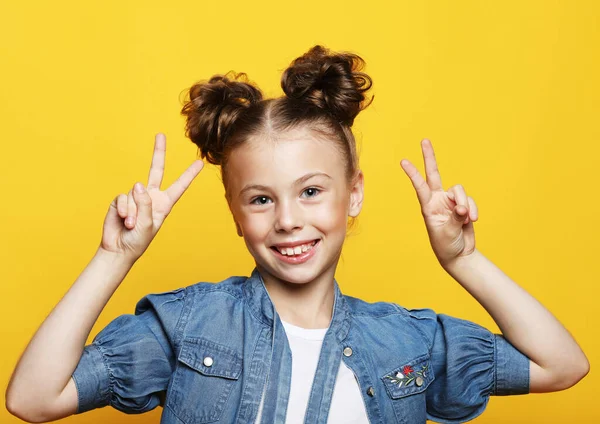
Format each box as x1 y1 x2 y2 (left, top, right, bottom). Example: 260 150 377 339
254 320 369 424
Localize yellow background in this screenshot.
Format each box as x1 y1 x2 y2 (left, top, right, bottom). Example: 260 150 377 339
1 1 598 422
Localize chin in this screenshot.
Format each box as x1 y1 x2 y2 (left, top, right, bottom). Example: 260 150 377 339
258 262 325 286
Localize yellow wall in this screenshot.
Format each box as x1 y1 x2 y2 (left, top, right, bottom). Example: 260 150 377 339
1 1 598 422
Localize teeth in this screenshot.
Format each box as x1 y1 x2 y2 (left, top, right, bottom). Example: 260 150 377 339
276 241 316 256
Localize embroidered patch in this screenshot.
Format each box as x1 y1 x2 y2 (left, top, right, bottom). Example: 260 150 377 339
384 363 429 388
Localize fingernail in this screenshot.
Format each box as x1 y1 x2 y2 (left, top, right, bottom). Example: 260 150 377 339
126 217 134 226
135 183 144 193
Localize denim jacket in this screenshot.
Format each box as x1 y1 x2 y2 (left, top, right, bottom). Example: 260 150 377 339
72 269 530 423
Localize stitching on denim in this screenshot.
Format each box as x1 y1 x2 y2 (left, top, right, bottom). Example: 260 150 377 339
181 336 243 360
342 296 399 316
71 364 84 413
342 352 384 423
165 398 188 423
94 341 115 408
154 290 185 309
350 310 403 318
140 312 175 377
245 295 271 327
187 281 244 300
493 334 498 395
173 287 188 352
235 328 267 422
394 304 434 348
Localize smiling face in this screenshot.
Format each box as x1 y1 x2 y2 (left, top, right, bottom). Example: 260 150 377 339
226 127 364 287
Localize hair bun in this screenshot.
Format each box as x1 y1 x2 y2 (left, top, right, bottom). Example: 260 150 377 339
181 72 263 165
281 45 373 126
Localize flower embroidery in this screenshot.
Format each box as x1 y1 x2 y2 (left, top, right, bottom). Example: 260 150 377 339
385 363 429 388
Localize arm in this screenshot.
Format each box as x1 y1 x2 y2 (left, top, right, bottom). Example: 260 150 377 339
442 249 589 392
5 250 134 422
400 138 589 394
6 133 203 422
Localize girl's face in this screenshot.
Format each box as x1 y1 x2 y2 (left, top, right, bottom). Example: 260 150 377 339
226 127 364 286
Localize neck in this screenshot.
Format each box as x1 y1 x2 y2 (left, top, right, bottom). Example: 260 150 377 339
257 264 336 329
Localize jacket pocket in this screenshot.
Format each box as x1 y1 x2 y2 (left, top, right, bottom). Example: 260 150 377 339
166 336 243 423
380 353 434 423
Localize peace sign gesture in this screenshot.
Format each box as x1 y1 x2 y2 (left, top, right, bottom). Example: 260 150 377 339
400 139 479 268
100 133 204 263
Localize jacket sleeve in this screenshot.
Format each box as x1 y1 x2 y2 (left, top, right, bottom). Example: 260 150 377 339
405 309 530 423
71 287 186 414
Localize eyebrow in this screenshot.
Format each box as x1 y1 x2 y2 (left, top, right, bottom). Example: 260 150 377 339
238 172 332 199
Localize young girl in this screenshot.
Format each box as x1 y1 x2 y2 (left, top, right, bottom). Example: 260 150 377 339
6 45 589 424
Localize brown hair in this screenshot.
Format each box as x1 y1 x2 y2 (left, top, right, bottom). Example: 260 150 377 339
181 45 373 192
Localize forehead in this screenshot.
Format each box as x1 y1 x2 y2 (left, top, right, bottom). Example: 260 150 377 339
226 128 346 192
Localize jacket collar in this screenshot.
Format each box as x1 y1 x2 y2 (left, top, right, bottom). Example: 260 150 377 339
243 267 351 343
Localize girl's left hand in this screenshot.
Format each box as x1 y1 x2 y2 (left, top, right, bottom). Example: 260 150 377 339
400 139 479 268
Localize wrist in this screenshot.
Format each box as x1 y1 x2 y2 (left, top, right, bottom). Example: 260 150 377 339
441 248 482 275
94 247 137 270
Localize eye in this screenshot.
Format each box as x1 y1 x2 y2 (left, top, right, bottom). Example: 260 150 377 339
250 196 272 205
301 187 320 198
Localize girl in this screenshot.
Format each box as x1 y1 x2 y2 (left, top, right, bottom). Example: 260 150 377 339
6 45 589 424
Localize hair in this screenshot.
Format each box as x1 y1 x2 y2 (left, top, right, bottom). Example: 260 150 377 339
181 45 373 193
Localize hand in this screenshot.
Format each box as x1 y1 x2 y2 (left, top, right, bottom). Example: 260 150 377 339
99 133 204 262
400 139 479 268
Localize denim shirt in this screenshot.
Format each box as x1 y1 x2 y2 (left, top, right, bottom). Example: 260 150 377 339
72 269 530 423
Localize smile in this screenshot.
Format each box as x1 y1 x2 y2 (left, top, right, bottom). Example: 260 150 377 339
272 240 317 256
270 240 320 264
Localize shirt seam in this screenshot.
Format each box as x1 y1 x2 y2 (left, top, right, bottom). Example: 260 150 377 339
92 341 116 407
187 282 244 299
71 373 83 414
393 304 434 348
493 333 498 395
172 288 189 352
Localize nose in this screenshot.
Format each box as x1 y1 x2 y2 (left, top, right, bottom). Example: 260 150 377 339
274 199 304 233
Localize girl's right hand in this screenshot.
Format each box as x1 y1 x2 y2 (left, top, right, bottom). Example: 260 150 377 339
100 133 204 263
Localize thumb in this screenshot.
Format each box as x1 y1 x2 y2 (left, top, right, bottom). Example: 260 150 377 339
132 182 153 229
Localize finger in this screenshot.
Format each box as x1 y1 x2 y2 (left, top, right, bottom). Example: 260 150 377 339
449 184 469 209
462 214 475 241
421 139 443 191
132 182 152 229
165 160 204 205
452 204 470 225
449 185 470 224
148 133 166 190
126 189 137 229
448 187 475 223
117 194 128 218
467 196 478 221
400 158 431 206
106 195 124 229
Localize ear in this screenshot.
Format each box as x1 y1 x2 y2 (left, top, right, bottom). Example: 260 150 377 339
235 220 243 237
226 193 244 237
348 170 364 218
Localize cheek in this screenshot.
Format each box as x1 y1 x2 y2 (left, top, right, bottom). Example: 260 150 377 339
238 212 273 241
313 198 349 232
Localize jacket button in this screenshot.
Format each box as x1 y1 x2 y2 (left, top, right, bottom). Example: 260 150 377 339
366 387 375 397
415 376 424 387
203 356 214 367
343 347 353 357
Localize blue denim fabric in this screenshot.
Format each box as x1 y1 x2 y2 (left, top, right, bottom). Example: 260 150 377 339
72 269 530 423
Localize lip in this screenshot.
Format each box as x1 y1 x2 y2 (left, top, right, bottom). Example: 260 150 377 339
270 239 320 265
271 239 319 249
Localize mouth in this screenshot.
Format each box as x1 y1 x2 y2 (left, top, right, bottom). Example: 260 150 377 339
270 240 319 256
270 239 320 264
